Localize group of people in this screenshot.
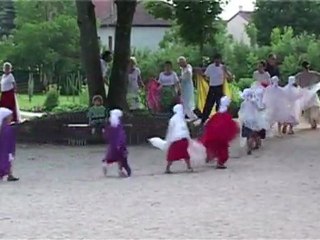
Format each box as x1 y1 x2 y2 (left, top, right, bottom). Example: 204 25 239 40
239 60 320 154
2 53 320 180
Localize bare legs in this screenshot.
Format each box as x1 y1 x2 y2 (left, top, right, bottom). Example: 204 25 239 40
165 159 193 174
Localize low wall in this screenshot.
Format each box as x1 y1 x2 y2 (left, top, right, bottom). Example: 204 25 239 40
16 111 201 145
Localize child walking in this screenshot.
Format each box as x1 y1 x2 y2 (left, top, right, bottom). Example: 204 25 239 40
263 76 291 136
102 109 131 177
87 95 107 135
200 96 239 169
165 104 193 173
282 76 303 135
0 108 19 181
239 89 265 155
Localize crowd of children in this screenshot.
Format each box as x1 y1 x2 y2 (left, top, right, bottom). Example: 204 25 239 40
239 74 320 155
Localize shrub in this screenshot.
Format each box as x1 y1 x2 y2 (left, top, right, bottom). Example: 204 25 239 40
79 85 89 105
43 86 59 111
51 103 88 113
236 78 254 91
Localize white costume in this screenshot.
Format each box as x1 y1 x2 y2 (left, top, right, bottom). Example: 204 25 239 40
239 89 261 131
263 76 291 125
282 76 303 125
148 104 206 165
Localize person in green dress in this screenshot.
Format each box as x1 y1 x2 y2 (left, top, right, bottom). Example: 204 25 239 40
157 61 181 112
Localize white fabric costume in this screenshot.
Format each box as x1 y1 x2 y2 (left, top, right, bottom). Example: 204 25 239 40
148 104 206 165
263 76 291 125
282 76 303 125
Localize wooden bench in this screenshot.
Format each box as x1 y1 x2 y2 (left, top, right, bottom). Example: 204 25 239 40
65 123 133 146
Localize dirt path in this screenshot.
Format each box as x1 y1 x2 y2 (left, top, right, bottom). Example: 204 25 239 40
1 127 320 239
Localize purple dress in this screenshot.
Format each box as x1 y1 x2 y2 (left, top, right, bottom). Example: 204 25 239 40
0 123 16 178
105 122 128 164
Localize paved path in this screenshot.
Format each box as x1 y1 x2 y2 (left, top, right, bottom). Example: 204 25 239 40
1 128 320 238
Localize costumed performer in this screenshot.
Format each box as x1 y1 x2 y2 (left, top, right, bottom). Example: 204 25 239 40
102 109 131 178
164 104 193 173
238 88 265 155
263 76 291 136
200 96 239 169
0 108 19 181
295 61 320 129
282 76 303 135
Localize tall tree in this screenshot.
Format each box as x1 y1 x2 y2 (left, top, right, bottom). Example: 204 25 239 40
145 0 222 53
0 0 15 37
107 0 137 109
76 0 106 104
253 0 320 45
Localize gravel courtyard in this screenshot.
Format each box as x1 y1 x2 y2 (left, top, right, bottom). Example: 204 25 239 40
1 128 320 239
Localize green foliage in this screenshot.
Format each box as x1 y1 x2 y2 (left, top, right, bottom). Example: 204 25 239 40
236 78 254 91
79 86 89 105
253 0 320 45
245 22 258 47
0 0 80 78
145 0 222 52
51 103 88 113
143 1 173 20
28 71 34 102
43 85 59 111
0 0 15 37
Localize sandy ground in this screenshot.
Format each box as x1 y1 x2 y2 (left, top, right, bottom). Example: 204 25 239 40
1 126 320 239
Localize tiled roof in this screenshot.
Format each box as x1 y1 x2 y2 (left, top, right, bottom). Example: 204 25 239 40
93 0 171 27
227 10 252 23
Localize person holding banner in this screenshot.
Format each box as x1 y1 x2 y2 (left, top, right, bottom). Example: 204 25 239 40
195 54 232 125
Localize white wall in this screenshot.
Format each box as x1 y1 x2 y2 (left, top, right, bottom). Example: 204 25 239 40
98 26 169 51
227 15 250 45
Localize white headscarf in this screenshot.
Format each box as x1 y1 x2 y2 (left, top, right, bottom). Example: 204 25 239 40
288 76 296 86
177 56 187 62
173 104 184 117
271 76 279 86
219 96 231 113
3 62 12 72
130 56 137 66
166 104 190 143
0 107 12 129
109 109 123 127
240 88 254 101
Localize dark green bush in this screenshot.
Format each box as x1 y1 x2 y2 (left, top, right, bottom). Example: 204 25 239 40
43 87 59 111
51 103 88 113
236 78 254 91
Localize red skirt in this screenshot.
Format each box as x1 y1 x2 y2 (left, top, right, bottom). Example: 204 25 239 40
0 89 17 122
167 138 190 162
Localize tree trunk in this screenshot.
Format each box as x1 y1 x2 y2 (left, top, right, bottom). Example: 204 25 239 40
75 0 106 105
107 0 137 110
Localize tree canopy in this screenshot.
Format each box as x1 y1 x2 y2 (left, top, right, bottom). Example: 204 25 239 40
0 0 79 77
145 0 223 52
0 0 15 37
253 0 320 45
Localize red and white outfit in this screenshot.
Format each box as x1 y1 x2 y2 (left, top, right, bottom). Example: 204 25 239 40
165 104 190 162
0 70 20 123
200 97 239 167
